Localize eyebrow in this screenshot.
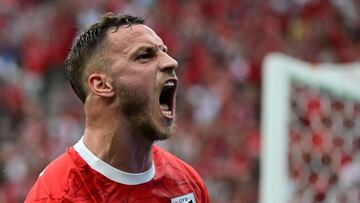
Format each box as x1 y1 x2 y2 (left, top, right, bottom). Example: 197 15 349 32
132 44 168 55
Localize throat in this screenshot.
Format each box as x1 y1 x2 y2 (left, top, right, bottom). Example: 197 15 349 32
110 139 153 173
83 132 154 173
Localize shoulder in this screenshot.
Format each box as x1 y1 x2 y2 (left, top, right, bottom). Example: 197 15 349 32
25 147 86 202
38 147 80 184
153 145 201 179
152 145 209 200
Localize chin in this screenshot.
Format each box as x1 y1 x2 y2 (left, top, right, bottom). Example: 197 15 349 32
157 125 175 141
144 122 176 141
132 116 174 141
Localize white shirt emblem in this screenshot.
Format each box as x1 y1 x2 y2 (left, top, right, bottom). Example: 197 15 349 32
171 193 196 203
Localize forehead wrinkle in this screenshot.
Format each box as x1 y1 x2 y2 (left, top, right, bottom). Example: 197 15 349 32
106 24 166 56
129 41 168 54
142 25 164 44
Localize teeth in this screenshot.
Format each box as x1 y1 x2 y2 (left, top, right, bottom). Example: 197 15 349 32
162 111 172 116
160 104 170 111
164 81 175 87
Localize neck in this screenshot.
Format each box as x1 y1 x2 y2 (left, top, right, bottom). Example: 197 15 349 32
82 101 154 173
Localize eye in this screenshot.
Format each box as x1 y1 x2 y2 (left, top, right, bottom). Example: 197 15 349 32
135 47 157 62
136 52 154 61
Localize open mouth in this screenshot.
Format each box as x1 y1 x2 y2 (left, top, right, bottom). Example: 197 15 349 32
159 79 177 118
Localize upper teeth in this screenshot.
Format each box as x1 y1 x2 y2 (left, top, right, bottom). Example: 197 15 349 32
164 81 175 87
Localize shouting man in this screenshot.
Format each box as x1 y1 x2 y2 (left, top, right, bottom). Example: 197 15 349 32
26 13 209 202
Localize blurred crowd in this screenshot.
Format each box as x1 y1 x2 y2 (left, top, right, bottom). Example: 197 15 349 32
0 0 359 202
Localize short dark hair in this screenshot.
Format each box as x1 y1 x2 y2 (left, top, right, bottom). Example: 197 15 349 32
65 13 145 103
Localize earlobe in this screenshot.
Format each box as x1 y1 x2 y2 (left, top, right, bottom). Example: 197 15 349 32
88 73 115 98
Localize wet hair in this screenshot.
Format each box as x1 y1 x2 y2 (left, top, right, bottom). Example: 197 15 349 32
65 13 144 102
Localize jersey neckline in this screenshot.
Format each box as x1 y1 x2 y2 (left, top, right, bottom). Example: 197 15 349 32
74 137 155 185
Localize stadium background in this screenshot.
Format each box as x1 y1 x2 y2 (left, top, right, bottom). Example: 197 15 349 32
0 0 359 202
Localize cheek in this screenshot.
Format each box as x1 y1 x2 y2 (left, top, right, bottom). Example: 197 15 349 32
116 75 149 91
116 83 148 116
113 66 159 100
119 67 156 85
114 77 155 105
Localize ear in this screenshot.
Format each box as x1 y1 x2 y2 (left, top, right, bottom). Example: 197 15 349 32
88 73 115 98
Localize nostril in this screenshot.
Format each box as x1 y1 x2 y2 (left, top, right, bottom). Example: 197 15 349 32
161 66 177 74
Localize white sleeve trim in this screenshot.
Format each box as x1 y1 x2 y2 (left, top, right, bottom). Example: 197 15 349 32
74 137 155 185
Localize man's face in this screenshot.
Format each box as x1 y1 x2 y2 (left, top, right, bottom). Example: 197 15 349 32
105 24 178 141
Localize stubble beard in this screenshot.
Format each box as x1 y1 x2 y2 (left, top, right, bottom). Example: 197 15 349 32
117 85 175 141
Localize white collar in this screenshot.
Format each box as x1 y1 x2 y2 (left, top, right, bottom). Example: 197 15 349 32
74 137 155 185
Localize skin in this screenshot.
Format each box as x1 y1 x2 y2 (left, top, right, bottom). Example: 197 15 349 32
82 24 178 173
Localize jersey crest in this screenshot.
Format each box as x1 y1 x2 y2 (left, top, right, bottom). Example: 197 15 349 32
171 192 196 203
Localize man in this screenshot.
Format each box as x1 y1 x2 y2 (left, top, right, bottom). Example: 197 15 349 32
26 13 209 202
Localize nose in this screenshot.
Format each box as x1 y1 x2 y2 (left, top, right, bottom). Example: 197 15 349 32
159 52 178 74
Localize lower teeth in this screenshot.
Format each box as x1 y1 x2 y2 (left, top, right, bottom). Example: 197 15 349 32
162 111 172 116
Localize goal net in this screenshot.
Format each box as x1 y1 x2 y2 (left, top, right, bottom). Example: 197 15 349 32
260 53 360 203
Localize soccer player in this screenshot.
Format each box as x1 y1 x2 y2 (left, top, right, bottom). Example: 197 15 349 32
25 13 209 202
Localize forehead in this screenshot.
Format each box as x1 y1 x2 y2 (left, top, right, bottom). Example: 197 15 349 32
105 24 164 52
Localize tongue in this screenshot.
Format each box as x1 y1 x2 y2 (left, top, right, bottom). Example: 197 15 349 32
160 104 170 111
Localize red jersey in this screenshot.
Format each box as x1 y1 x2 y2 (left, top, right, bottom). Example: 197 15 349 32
25 139 209 203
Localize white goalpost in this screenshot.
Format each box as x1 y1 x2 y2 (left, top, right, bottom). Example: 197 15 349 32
260 53 360 203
